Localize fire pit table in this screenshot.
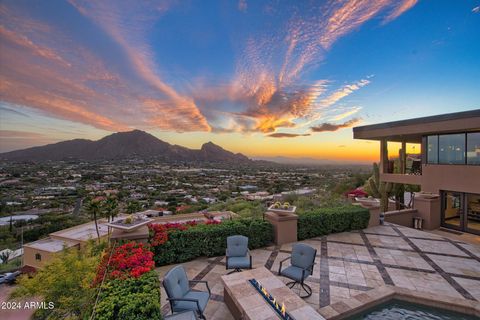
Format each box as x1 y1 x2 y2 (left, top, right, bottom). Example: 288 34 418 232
221 267 324 320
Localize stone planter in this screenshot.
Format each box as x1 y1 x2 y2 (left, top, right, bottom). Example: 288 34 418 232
106 217 153 233
267 205 297 216
414 192 439 199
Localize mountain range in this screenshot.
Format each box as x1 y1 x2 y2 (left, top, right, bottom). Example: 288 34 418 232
0 130 252 163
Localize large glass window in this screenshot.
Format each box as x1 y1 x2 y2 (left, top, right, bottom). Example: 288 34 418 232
427 136 438 164
467 132 480 165
406 143 421 174
439 134 465 164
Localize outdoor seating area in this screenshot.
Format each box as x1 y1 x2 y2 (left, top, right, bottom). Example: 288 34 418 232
157 224 480 319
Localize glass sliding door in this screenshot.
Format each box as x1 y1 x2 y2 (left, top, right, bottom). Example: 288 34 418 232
441 191 463 231
441 191 480 235
466 193 480 234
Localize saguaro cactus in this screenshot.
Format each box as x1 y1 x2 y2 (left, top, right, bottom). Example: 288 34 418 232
368 163 393 213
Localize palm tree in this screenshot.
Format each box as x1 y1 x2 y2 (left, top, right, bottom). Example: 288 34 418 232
86 198 102 242
103 197 119 223
103 197 119 241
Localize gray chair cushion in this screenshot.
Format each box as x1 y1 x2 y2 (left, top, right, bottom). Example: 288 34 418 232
227 256 250 269
173 291 210 313
280 265 307 282
227 235 248 257
291 243 316 275
164 265 190 300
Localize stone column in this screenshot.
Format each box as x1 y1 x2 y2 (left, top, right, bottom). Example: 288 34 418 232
413 195 441 230
265 211 298 245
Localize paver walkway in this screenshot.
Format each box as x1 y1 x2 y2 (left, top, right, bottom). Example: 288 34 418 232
156 224 480 319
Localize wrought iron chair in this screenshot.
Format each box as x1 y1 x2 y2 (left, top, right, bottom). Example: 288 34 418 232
163 265 210 319
278 243 316 298
226 235 252 274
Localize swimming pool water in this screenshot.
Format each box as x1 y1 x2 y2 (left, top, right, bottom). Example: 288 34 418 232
347 299 478 320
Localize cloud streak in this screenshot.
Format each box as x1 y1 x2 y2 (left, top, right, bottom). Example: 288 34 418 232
267 133 311 138
310 118 362 133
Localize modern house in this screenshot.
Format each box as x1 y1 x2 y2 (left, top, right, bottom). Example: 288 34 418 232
353 109 480 235
23 220 109 269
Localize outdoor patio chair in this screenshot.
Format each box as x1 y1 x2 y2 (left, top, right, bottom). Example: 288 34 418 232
278 243 316 298
226 235 252 274
163 265 210 320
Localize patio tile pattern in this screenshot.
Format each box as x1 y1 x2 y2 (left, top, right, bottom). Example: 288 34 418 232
156 224 480 319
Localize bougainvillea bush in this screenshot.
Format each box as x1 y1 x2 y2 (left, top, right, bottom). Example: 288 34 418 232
93 242 161 320
93 242 155 286
149 218 273 266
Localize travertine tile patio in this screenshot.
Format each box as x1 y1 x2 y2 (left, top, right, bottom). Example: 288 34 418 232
156 224 480 319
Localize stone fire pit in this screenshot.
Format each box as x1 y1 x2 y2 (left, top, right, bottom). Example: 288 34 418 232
221 267 324 320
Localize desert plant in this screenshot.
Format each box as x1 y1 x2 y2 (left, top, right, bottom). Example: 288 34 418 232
124 215 133 224
367 163 393 213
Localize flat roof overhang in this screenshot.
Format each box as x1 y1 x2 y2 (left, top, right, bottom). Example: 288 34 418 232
353 109 480 142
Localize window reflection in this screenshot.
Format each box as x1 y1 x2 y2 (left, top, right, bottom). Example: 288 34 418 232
427 136 438 164
466 193 480 232
467 132 480 165
439 134 465 164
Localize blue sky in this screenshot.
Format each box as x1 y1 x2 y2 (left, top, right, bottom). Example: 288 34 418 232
0 0 479 160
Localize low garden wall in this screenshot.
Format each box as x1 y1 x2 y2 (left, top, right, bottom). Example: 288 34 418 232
384 208 417 228
149 206 369 266
297 205 370 240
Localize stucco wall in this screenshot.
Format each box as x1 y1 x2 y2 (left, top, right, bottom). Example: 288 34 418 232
384 209 417 228
421 165 480 194
23 247 55 269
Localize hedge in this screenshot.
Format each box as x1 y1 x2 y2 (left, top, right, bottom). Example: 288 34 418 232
297 205 370 240
93 271 162 320
151 218 273 266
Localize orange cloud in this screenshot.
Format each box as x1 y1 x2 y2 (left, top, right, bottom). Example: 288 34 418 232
310 118 362 133
69 0 211 132
267 133 310 138
383 0 418 24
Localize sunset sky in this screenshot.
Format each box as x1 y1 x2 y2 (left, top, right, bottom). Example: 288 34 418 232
0 1 479 162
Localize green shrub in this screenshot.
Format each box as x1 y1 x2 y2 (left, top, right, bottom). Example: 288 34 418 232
93 271 162 320
297 205 370 240
152 219 273 266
